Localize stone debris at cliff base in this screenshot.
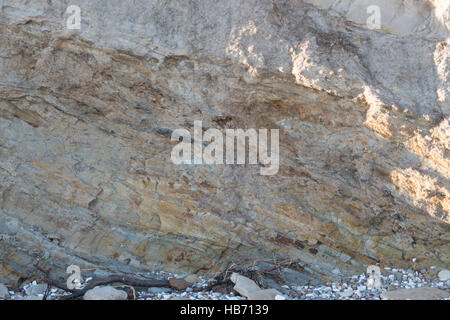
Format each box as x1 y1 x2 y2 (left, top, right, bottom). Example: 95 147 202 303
1 268 449 300
1 0 448 286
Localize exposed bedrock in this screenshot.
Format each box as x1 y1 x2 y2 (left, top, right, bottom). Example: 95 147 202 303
0 0 448 285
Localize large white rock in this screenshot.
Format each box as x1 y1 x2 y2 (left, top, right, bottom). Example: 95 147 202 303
83 286 128 300
230 273 261 297
381 287 450 300
246 289 283 300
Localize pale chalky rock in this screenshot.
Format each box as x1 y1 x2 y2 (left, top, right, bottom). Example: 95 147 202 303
381 287 450 300
437 269 450 281
246 289 283 300
83 286 128 300
339 288 354 298
230 273 261 297
20 296 43 300
366 265 382 289
303 0 450 38
148 287 172 294
25 283 48 296
0 283 10 299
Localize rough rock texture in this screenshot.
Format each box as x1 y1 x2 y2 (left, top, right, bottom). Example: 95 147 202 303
231 272 261 297
83 286 127 300
0 0 449 285
438 269 450 280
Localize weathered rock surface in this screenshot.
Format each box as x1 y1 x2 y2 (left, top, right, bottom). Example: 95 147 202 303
148 287 172 294
20 295 43 301
169 278 190 291
338 288 354 298
83 286 128 300
0 0 449 285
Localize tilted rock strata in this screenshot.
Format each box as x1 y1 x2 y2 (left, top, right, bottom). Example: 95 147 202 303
0 0 448 285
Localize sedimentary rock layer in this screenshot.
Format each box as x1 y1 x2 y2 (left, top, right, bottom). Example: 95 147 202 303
0 0 448 285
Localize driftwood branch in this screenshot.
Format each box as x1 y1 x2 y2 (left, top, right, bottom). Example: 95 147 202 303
58 275 171 300
34 259 173 300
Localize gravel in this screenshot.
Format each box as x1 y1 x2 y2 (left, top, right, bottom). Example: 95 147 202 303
1 267 449 300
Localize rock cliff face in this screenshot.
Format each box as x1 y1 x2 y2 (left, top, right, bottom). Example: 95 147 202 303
0 0 448 285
